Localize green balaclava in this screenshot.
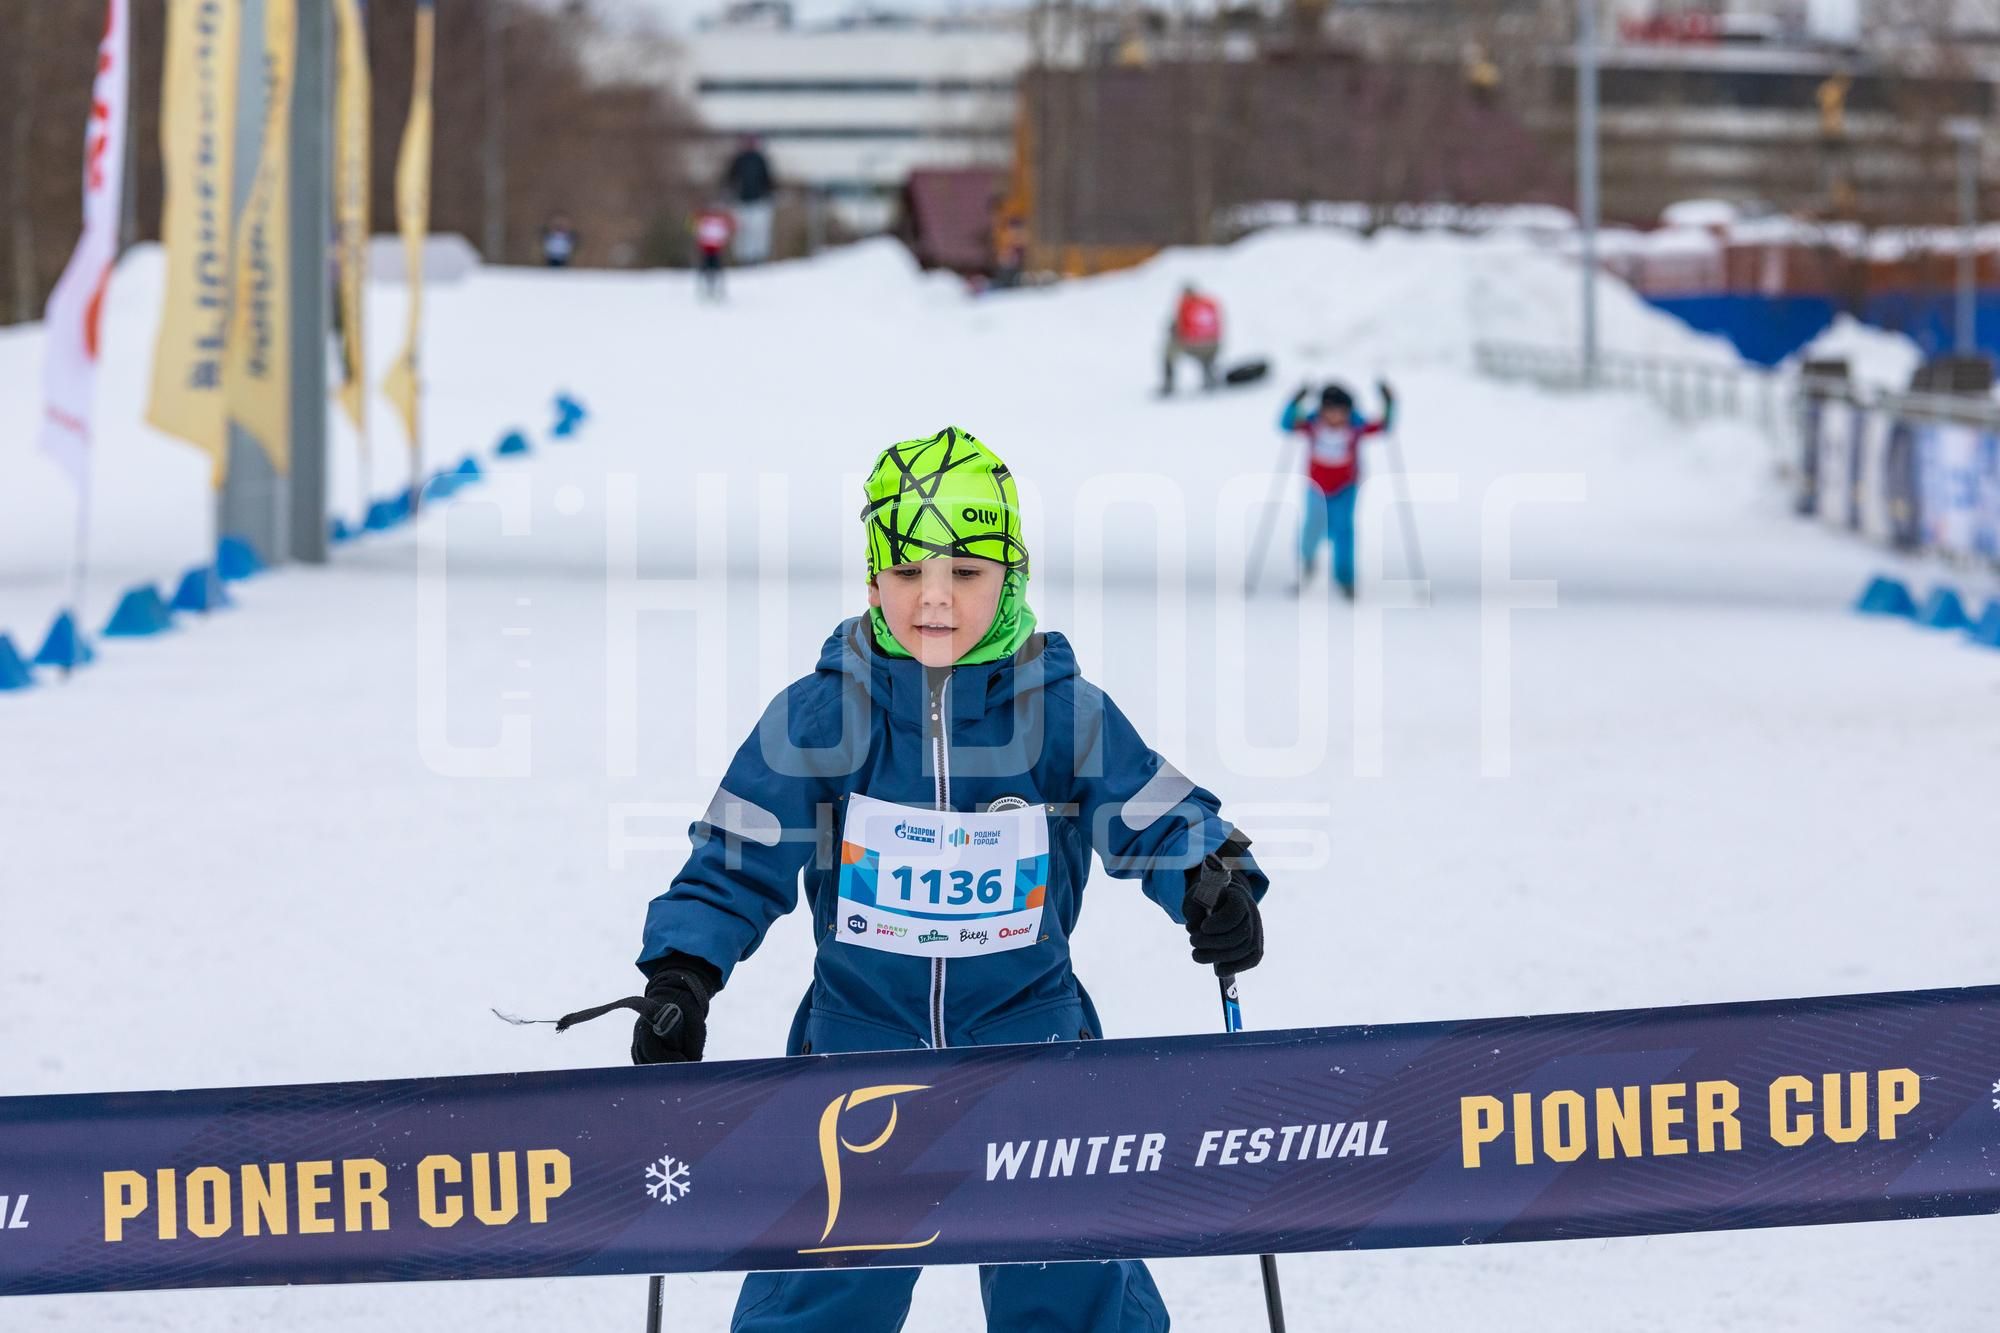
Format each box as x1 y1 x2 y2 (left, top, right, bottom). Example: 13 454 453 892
860 426 1037 666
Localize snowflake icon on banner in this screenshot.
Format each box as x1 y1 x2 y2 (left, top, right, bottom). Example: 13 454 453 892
645 1152 693 1205
1990 1078 1999 1112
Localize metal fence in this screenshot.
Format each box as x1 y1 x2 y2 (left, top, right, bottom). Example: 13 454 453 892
1793 382 2000 572
1474 340 2000 572
1473 340 1791 443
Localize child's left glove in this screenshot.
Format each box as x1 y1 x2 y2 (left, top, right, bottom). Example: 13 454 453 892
1181 833 1264 976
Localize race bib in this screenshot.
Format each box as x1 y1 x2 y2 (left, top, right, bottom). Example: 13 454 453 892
835 794 1049 958
1310 423 1355 468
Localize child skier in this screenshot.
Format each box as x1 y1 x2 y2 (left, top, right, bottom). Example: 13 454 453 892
1283 380 1395 599
694 204 736 301
700 202 740 300
629 427 1268 1332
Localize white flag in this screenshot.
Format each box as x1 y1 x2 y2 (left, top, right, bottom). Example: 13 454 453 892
39 0 131 488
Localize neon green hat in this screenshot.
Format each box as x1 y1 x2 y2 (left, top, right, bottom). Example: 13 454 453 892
860 426 1029 578
860 427 1036 665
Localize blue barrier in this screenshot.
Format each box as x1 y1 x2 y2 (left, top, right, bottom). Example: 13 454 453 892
0 634 33 692
216 536 264 582
1917 586 1972 630
102 585 175 638
364 498 401 531
1855 575 1918 617
455 456 483 480
1642 289 2000 367
330 516 356 544
169 566 231 614
496 430 531 457
1641 294 1839 367
33 611 93 671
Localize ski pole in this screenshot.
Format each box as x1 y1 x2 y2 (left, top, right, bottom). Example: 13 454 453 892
645 1274 665 1333
1378 422 1428 593
1244 430 1301 596
1189 873 1287 1333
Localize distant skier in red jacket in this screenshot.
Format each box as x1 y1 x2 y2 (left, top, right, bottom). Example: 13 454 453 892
1160 284 1223 395
694 205 736 302
1283 380 1395 599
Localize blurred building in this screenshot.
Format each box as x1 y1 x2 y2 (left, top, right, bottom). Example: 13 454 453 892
674 4 1033 232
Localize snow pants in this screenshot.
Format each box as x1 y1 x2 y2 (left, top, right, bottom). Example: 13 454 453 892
1160 336 1218 394
731 1259 1169 1332
1300 482 1358 591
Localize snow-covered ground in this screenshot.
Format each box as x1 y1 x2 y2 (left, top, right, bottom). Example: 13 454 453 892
3 229 1997 1329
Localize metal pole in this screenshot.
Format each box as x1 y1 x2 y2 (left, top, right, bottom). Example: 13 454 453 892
1577 0 1600 387
220 0 287 569
8 0 37 326
290 0 332 562
644 1274 665 1333
1956 128 1978 356
484 4 506 262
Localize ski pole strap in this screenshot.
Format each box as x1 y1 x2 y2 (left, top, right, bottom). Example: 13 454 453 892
1188 828 1255 913
553 995 682 1037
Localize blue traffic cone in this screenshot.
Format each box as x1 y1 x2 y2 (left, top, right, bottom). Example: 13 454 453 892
1855 575 1917 617
34 610 94 670
330 516 356 544
1968 599 2000 649
455 456 484 480
365 498 400 531
0 634 33 692
496 430 531 457
170 565 232 614
217 535 265 582
1918 586 1971 630
102 585 175 638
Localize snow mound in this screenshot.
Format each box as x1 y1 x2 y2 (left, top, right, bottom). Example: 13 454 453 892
1788 313 1924 393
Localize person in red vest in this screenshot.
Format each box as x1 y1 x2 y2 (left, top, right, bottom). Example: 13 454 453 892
1160 283 1223 395
693 204 736 302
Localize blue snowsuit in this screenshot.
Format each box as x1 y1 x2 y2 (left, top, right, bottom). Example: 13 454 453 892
639 617 1267 1332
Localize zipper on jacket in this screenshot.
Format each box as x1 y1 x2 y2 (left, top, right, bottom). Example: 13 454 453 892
928 674 951 1050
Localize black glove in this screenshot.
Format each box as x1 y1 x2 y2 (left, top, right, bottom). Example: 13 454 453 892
1181 833 1264 976
630 954 721 1065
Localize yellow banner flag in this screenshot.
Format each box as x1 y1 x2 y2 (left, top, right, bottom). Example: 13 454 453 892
146 0 240 478
332 0 371 454
381 0 433 463
222 0 295 471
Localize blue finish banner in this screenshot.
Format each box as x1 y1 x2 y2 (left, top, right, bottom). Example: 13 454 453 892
3 986 1997 1297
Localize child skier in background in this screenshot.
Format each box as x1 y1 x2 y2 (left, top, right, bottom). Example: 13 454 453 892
694 204 736 301
627 427 1269 1332
1284 379 1395 599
